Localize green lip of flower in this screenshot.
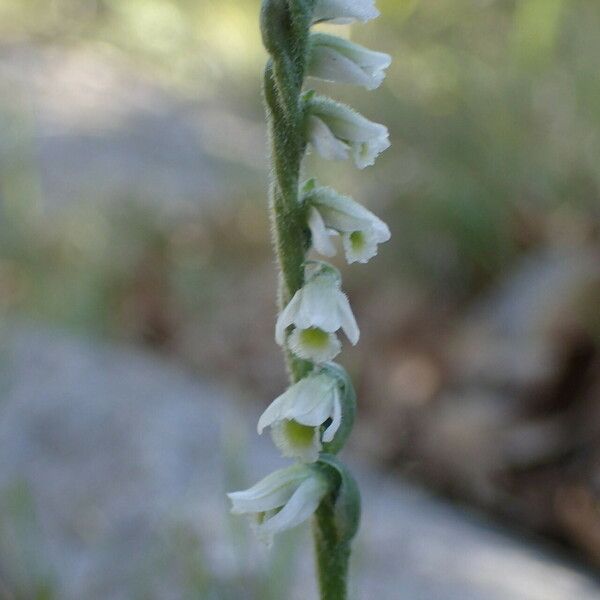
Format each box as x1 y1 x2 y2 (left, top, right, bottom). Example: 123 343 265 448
299 326 330 348
289 327 342 363
272 420 321 462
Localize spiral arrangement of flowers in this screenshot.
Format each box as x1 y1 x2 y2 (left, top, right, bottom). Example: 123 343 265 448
228 1 390 597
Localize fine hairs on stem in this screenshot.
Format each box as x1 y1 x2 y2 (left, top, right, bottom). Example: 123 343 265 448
228 1 391 598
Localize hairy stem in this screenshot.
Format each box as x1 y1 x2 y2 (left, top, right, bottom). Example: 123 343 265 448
314 500 351 600
264 62 313 383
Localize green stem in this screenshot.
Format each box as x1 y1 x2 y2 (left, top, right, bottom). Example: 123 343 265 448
264 61 312 383
314 501 351 600
261 1 351 597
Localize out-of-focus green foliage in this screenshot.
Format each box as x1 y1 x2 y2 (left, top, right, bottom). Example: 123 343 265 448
373 0 600 291
0 0 265 97
0 0 598 340
0 0 598 318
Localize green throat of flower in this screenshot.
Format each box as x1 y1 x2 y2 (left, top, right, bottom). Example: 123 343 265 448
282 420 316 449
299 327 330 349
349 231 366 251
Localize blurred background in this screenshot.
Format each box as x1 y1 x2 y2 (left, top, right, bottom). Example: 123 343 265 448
0 0 599 598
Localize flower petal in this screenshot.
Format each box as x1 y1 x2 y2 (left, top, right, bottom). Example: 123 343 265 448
308 34 391 90
312 0 380 24
257 389 291 434
307 115 350 161
307 97 390 167
309 45 377 89
260 374 336 433
371 218 391 243
336 291 360 345
228 465 310 514
295 274 343 333
352 136 391 169
322 384 343 442
259 474 329 535
315 101 387 143
308 206 337 257
309 186 389 236
275 289 302 345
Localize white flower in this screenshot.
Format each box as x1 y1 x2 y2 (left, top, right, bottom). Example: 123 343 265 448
308 33 391 90
307 185 390 263
257 371 342 462
228 464 329 541
276 268 359 362
306 96 390 169
312 0 380 24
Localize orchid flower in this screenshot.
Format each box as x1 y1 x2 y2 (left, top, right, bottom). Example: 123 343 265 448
258 371 342 462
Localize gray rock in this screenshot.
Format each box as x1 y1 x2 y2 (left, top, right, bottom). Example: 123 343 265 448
0 324 598 599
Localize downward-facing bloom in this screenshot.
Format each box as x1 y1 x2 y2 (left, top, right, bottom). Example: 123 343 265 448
306 96 390 169
306 185 390 263
228 464 330 542
308 33 391 90
276 267 359 362
312 0 380 24
258 371 342 462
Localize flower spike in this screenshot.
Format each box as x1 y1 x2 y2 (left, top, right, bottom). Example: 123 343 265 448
240 0 389 587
